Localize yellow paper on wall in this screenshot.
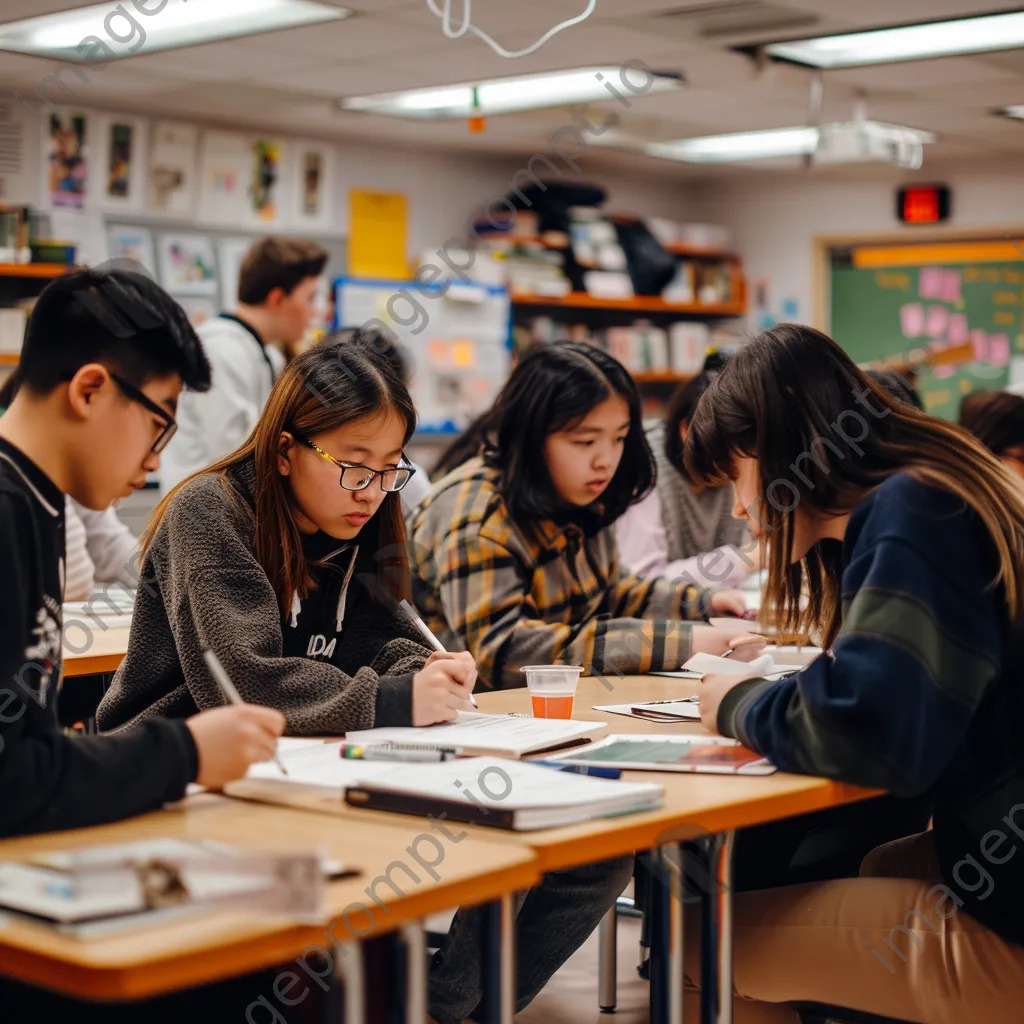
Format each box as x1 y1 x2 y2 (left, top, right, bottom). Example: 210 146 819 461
349 190 409 279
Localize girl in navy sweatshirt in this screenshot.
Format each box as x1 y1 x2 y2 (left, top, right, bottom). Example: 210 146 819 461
685 325 1024 1023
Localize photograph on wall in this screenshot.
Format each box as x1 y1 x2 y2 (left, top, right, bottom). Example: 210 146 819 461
107 224 156 276
107 122 133 199
149 120 197 215
48 111 88 209
198 131 251 224
293 143 332 229
158 233 217 296
175 296 218 328
251 139 281 223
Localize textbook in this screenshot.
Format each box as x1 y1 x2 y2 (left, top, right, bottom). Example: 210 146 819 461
345 757 665 831
593 698 701 722
0 839 324 930
344 712 605 758
548 735 777 775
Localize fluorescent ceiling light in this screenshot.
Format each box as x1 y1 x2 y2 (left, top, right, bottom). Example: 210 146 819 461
0 0 348 62
764 12 1024 69
646 127 819 164
341 67 682 119
1000 106 1024 121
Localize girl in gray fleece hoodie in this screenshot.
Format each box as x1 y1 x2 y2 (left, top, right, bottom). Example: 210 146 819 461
97 344 477 735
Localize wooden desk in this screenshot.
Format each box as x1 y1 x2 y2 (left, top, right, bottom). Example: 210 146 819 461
0 793 537 1004
469 676 880 871
63 623 131 677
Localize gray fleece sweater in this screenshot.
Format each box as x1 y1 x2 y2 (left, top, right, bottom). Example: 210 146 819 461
96 462 429 735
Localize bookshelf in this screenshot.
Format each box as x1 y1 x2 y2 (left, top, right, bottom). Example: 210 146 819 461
0 264 71 279
510 293 746 317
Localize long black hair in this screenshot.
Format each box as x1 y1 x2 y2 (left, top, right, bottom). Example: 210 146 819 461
663 354 730 476
485 341 654 532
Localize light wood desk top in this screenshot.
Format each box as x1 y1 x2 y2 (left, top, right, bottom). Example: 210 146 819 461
465 676 882 871
0 793 537 1001
63 623 131 677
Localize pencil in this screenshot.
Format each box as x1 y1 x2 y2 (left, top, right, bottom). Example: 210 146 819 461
202 649 289 776
398 599 478 709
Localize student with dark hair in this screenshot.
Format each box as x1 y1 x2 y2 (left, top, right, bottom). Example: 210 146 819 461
865 368 924 410
98 344 473 734
159 236 329 490
409 341 761 691
96 343 623 1024
682 324 1024 1021
0 268 285 838
616 362 756 587
960 389 1024 479
328 325 432 515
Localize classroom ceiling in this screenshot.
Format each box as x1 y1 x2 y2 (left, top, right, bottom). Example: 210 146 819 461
2 0 1024 180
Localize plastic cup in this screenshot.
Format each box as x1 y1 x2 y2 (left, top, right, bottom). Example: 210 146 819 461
520 665 583 720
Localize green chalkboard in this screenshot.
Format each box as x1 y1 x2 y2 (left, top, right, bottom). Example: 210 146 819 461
830 256 1024 420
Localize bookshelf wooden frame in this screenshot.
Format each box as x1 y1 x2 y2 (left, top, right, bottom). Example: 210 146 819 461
510 292 746 316
0 263 71 279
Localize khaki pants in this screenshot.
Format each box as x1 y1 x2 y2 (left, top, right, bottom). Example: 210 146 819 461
684 831 1024 1024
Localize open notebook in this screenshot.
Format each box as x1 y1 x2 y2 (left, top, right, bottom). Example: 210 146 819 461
344 711 604 758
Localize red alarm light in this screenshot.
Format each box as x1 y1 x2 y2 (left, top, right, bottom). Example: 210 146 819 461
898 185 950 225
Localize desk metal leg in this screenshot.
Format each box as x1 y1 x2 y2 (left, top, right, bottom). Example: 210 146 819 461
701 831 736 1024
336 941 365 1024
402 922 427 1024
481 894 515 1024
648 845 685 1024
598 904 618 1012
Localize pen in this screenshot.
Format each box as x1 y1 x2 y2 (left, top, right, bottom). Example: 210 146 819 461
340 743 458 763
532 760 622 780
398 599 479 709
203 649 289 777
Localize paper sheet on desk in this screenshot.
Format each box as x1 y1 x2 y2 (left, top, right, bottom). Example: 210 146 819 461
682 652 802 677
593 700 701 722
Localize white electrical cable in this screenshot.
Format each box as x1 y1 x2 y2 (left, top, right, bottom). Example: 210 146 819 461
425 0 597 59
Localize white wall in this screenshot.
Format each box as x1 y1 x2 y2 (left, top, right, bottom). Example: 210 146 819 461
697 163 1024 332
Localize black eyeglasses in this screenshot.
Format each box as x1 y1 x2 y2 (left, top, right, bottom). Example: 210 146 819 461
110 372 177 454
294 434 415 493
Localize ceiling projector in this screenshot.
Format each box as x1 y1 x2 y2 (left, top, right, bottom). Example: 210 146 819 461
813 120 935 170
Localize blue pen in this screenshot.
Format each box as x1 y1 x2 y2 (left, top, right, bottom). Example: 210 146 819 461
532 760 622 780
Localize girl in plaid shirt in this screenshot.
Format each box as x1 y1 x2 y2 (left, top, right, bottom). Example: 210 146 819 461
409 342 763 691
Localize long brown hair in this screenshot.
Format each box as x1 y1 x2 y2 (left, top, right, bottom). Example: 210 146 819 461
145 344 417 616
685 324 1024 646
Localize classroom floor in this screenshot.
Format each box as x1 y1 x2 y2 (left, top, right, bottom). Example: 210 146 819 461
518 914 649 1024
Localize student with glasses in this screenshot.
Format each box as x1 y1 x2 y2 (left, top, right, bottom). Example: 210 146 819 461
98 343 477 736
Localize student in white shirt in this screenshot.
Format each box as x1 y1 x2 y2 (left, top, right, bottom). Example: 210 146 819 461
158 237 328 491
64 498 139 601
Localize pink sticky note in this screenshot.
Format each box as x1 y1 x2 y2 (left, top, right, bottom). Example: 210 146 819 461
900 303 925 339
919 267 944 300
989 333 1011 368
948 313 969 344
926 305 950 339
942 270 963 304
972 328 989 363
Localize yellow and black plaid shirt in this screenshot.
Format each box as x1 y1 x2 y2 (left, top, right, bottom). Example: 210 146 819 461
408 458 713 690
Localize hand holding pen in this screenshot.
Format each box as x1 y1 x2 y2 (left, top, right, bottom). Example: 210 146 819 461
399 599 480 715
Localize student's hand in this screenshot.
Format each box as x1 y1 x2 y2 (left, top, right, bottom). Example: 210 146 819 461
424 650 478 689
690 626 767 659
709 590 748 616
185 705 286 788
699 671 762 734
412 655 476 726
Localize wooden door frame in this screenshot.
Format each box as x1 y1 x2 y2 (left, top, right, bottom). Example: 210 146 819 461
811 224 1024 331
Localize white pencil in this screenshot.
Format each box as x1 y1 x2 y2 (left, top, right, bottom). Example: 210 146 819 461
398 599 478 708
203 649 289 776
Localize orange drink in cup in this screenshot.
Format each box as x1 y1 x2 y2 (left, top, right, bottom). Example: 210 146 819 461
521 666 583 719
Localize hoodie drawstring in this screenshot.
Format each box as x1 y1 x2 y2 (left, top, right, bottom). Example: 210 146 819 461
335 545 359 633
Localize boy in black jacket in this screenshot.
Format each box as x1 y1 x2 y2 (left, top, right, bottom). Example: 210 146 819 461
0 268 285 838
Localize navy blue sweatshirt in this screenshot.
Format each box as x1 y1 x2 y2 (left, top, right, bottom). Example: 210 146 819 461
719 473 1024 945
0 438 197 838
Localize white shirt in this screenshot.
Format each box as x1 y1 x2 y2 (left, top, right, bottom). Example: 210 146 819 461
158 315 277 492
63 498 140 602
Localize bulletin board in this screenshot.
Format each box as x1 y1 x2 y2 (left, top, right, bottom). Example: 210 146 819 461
829 240 1024 420
334 276 512 435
